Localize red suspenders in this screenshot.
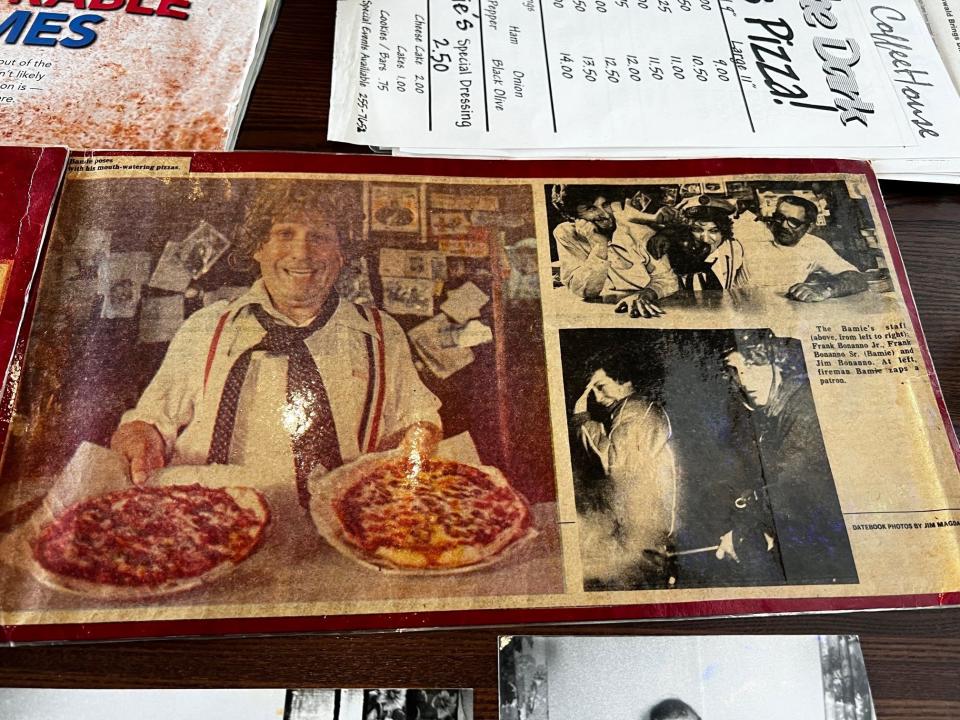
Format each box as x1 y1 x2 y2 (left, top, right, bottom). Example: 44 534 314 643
358 306 387 454
202 306 387 454
203 311 231 391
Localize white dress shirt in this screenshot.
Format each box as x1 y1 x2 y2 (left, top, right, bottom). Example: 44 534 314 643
122 280 442 483
554 210 679 301
578 397 678 549
744 232 858 291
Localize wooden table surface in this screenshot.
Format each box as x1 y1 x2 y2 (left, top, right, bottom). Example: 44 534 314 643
1 3 958 719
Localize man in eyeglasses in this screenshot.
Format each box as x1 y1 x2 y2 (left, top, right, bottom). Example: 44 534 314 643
749 195 867 302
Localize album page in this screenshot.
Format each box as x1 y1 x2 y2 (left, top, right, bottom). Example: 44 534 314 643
0 153 956 642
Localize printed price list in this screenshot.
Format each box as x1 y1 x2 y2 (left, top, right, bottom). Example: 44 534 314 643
330 0 937 151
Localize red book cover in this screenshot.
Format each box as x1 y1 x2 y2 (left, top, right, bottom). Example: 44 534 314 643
0 146 68 475
0 152 956 644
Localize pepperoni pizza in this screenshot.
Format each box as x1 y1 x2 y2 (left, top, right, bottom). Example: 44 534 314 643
332 457 531 570
31 484 270 598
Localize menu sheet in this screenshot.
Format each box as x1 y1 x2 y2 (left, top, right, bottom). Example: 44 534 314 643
918 0 960 94
329 0 960 162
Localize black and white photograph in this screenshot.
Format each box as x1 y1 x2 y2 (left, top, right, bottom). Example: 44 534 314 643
287 689 472 720
0 688 474 720
498 635 876 720
560 327 858 591
544 179 893 320
97 251 152 320
370 184 421 234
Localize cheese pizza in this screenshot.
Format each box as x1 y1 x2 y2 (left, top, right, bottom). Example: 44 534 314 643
332 457 531 570
31 483 269 599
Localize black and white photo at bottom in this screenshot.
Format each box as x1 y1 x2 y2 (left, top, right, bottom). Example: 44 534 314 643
0 689 474 720
559 327 858 591
498 635 875 720
286 689 472 720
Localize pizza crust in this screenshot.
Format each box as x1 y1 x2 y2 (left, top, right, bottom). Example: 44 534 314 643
25 485 270 601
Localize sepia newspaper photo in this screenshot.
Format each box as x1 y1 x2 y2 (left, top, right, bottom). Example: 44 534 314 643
0 153 956 642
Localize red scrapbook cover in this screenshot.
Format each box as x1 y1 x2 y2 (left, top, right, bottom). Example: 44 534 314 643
0 152 956 644
0 146 68 489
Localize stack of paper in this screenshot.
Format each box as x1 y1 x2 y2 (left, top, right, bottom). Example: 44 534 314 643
0 0 282 150
328 0 960 183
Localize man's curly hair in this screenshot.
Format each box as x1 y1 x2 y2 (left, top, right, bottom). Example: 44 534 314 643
550 184 611 221
722 329 806 375
229 180 366 272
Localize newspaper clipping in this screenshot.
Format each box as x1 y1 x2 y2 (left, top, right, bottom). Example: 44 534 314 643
0 157 956 638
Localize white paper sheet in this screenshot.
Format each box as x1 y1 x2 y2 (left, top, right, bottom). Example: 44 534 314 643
330 0 960 162
917 0 960 93
0 690 286 720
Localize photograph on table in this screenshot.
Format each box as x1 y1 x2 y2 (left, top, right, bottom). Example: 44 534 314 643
543 177 894 322
370 184 422 234
0 688 474 720
288 689 472 720
497 635 875 720
558 326 857 591
0 172 562 620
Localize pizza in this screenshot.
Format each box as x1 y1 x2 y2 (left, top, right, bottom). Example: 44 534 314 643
31 483 269 598
331 457 531 570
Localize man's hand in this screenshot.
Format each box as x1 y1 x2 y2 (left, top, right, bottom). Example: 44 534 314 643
613 200 676 228
615 288 665 318
653 205 678 225
787 281 833 303
574 375 598 415
715 530 740 562
110 421 166 485
574 219 609 257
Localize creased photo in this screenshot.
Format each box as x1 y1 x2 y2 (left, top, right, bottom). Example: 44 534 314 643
0 168 560 637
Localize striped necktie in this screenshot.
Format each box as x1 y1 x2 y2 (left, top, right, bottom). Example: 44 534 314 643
207 295 342 507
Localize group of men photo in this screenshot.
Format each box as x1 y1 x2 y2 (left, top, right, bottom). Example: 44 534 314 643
549 182 874 317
